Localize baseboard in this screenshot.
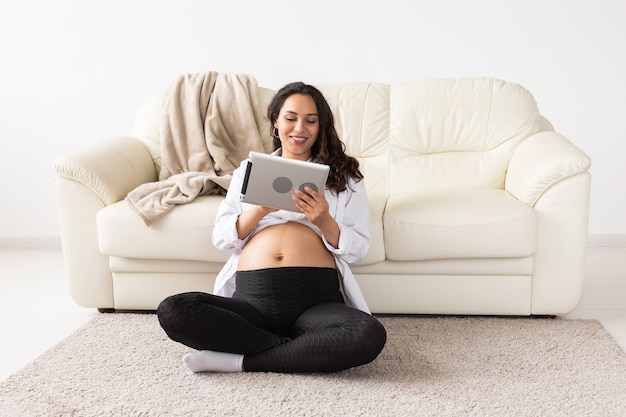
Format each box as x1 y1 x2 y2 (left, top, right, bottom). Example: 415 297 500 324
0 237 62 250
587 234 626 247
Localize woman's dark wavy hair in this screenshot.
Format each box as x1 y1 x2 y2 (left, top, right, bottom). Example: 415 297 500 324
267 82 363 193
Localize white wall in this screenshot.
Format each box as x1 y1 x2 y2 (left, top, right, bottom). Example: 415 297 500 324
1 0 624 238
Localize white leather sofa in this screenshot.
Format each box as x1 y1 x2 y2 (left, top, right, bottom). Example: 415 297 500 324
53 76 591 316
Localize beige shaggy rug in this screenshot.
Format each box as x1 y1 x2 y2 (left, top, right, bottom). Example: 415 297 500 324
1 313 625 417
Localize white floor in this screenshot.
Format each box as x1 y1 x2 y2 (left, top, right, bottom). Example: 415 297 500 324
1 236 625 382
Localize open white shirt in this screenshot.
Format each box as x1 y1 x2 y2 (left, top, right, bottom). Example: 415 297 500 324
211 152 372 314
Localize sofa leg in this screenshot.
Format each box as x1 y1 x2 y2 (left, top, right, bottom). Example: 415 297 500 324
530 314 556 319
98 308 116 313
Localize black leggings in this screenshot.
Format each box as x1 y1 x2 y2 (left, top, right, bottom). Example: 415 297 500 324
157 266 387 373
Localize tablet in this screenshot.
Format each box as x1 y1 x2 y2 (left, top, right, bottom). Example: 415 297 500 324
240 151 330 212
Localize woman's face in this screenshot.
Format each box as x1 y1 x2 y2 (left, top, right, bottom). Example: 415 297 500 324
273 93 319 161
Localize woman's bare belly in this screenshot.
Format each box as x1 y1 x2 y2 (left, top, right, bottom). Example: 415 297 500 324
237 222 336 271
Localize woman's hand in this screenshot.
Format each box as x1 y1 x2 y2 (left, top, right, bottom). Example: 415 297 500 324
294 187 340 248
255 205 279 217
236 205 278 240
293 187 328 222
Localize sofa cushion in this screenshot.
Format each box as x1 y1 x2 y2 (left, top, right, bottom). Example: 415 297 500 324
97 196 231 263
383 190 536 261
99 195 386 267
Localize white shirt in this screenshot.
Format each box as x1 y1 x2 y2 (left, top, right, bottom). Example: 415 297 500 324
211 153 372 314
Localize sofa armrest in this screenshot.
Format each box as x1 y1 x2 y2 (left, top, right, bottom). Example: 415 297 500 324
505 132 591 206
53 135 157 205
507 131 591 315
53 136 156 309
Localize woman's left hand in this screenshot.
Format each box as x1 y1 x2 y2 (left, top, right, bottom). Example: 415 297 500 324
293 186 329 224
293 186 341 248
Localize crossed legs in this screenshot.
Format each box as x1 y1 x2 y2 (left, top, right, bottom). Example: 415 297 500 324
157 291 386 373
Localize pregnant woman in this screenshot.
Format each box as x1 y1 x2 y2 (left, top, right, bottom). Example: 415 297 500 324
157 81 386 373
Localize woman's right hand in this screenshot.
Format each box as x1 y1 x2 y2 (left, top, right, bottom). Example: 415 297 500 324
236 205 278 240
255 205 279 216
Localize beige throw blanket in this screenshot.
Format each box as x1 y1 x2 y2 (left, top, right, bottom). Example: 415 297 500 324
126 72 266 226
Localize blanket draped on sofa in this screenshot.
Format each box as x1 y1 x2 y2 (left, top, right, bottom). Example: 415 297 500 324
126 72 266 226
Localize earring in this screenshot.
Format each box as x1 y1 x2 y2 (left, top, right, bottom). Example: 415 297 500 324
272 127 279 139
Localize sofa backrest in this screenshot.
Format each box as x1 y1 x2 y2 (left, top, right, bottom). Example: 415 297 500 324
317 83 391 205
127 86 276 178
129 77 541 200
388 78 541 196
